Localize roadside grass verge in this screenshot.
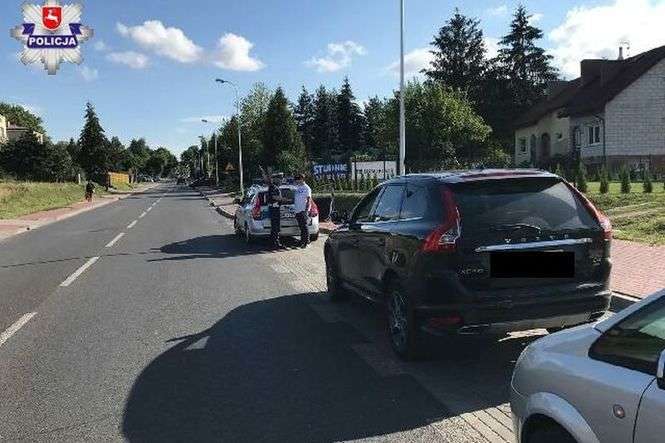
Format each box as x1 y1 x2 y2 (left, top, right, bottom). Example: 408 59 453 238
0 181 107 219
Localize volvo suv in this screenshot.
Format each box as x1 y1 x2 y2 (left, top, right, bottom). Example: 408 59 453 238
324 170 613 359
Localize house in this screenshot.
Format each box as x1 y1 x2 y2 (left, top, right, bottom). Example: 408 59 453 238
6 123 44 144
515 45 665 172
0 114 7 144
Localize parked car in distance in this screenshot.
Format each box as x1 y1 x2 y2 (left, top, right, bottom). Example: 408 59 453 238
324 170 613 359
234 185 320 243
511 288 665 443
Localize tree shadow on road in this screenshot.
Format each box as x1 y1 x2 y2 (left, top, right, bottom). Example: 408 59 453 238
122 292 451 442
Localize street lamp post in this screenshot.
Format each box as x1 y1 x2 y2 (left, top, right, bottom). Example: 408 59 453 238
202 119 220 186
215 79 244 196
398 0 406 176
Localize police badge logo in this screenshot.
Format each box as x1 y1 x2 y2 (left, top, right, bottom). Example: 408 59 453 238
11 0 94 75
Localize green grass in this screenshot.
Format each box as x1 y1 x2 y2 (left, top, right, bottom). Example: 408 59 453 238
585 182 665 245
0 181 107 219
111 181 135 192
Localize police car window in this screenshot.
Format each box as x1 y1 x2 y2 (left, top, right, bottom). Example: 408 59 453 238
373 185 404 222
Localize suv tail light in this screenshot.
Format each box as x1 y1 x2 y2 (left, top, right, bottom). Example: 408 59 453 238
251 197 262 220
309 200 319 217
565 182 612 241
421 186 460 253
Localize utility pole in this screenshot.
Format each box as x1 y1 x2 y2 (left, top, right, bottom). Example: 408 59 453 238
399 0 406 176
216 79 244 195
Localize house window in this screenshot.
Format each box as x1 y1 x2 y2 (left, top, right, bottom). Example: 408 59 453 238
587 124 601 146
573 127 582 147
518 138 527 153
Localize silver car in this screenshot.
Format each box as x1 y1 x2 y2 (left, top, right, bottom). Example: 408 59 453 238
511 288 665 443
233 185 320 243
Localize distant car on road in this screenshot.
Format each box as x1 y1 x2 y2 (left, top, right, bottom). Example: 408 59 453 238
511 288 665 443
324 170 612 359
234 185 320 243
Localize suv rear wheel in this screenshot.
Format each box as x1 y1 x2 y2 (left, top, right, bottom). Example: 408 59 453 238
386 280 424 360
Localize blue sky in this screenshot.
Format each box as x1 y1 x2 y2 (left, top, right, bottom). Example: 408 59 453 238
3 0 665 156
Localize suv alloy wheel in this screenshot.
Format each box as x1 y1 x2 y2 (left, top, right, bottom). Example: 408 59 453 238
386 280 423 360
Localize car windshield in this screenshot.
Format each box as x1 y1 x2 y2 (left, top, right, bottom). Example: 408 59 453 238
453 178 598 233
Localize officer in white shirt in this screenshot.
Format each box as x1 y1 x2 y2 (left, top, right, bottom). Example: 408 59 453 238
293 173 312 248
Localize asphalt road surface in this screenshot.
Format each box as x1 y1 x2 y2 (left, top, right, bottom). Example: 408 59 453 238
0 184 542 442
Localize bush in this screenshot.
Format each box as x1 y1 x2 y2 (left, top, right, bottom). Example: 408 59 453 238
643 169 653 194
599 165 610 194
554 163 565 178
576 162 588 193
620 166 631 194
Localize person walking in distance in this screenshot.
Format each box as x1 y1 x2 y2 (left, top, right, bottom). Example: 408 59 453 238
85 180 95 203
267 172 286 249
293 173 312 248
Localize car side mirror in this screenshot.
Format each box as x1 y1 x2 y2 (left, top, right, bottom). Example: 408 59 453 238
657 349 665 389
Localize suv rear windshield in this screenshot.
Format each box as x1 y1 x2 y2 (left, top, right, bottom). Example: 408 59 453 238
452 178 598 233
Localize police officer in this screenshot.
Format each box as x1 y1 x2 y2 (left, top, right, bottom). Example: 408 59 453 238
267 172 285 248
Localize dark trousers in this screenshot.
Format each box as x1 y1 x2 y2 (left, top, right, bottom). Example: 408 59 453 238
269 207 281 245
295 212 310 247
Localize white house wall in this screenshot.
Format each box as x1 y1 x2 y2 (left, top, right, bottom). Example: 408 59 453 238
605 57 665 158
514 110 570 164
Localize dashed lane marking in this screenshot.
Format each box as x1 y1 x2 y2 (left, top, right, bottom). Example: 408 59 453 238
105 233 125 248
146 207 152 212
138 212 147 219
0 312 37 348
127 220 137 229
60 256 99 287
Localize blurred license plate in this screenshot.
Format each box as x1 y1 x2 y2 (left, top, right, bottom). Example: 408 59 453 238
490 251 574 278
282 212 295 218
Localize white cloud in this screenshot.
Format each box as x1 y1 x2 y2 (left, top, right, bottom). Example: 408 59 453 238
549 0 665 78
387 47 433 77
484 37 500 59
530 12 544 23
106 51 150 69
93 40 107 51
306 41 366 73
78 65 99 82
180 115 228 124
212 33 264 71
116 20 203 63
487 5 508 16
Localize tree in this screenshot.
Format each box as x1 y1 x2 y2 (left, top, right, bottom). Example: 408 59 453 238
47 141 74 182
293 87 316 157
620 166 631 194
0 133 72 181
311 86 339 161
261 87 307 173
180 145 200 177
494 5 558 130
0 102 45 133
643 168 653 193
424 9 487 99
127 138 151 174
336 77 365 158
384 81 491 171
108 136 127 172
599 165 610 194
77 102 110 180
576 161 588 193
363 96 386 155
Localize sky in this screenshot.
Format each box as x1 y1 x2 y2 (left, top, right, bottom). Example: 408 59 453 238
3 0 665 157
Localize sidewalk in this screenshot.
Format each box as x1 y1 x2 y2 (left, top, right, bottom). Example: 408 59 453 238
196 187 665 300
0 184 156 241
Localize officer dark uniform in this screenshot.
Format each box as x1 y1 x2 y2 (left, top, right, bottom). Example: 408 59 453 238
267 173 284 248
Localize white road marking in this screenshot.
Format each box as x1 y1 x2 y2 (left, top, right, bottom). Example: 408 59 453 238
138 212 147 219
105 233 125 248
60 256 99 287
0 312 37 348
127 220 137 229
146 207 152 212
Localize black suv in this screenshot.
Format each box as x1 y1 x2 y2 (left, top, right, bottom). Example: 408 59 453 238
324 170 612 359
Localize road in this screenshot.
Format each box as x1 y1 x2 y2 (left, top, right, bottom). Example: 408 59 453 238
0 184 541 442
